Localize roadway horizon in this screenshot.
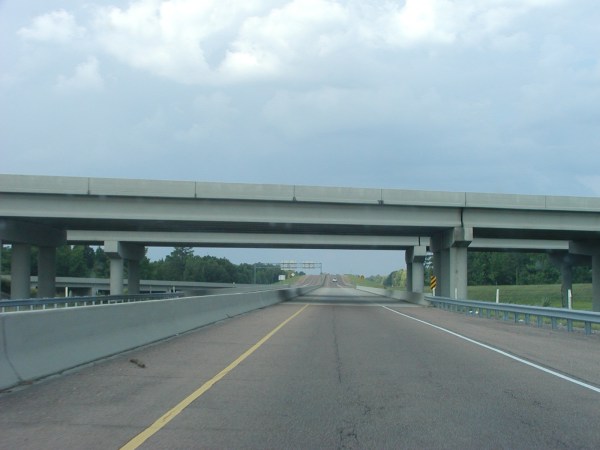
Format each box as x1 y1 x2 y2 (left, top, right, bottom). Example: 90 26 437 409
145 246 406 278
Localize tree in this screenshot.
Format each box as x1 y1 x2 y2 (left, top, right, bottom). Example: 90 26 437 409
236 264 254 284
383 269 406 288
162 247 194 281
467 251 563 286
92 247 110 278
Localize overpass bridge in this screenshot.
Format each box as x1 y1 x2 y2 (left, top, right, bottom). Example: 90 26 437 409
1 174 599 309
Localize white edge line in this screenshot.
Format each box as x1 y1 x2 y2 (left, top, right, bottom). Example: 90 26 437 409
380 305 600 395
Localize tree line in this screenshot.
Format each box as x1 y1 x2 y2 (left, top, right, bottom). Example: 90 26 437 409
0 245 287 286
1 245 592 291
466 252 591 285
366 252 592 288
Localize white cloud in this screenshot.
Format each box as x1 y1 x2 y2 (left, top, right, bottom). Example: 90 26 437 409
220 0 349 80
93 0 268 84
85 0 565 85
377 0 456 46
18 9 86 43
56 57 104 92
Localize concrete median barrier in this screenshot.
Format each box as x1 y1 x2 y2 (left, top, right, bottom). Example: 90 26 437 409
0 285 319 391
355 285 430 306
0 318 20 390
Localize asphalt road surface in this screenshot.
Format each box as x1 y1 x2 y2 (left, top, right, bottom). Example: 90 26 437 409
1 279 600 449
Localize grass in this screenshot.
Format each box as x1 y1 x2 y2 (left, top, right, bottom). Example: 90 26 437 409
343 275 385 288
467 284 593 311
346 275 594 312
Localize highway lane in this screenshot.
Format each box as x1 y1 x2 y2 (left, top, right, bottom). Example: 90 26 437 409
1 284 600 449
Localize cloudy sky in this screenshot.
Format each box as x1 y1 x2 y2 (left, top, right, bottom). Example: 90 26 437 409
1 0 599 275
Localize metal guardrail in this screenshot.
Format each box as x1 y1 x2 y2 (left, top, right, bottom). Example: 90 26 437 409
425 295 600 335
0 293 185 313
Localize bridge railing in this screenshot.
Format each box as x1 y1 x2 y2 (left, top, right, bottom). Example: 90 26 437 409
425 295 600 335
0 293 184 313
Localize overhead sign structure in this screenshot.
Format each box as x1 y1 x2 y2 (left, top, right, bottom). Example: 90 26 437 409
279 261 322 271
253 261 323 284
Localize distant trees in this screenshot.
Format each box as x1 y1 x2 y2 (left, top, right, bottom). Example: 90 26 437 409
145 247 282 283
377 252 592 289
2 244 593 289
365 269 407 288
383 269 407 288
0 245 284 284
467 252 591 285
1 245 110 279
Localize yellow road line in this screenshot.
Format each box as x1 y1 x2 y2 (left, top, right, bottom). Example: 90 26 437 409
120 304 310 450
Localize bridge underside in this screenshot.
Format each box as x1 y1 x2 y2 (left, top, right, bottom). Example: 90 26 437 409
1 175 599 310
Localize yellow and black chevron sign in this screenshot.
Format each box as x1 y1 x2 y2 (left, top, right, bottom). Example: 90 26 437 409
430 275 437 291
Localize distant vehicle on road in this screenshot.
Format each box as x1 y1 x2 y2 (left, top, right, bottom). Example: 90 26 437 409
332 278 337 282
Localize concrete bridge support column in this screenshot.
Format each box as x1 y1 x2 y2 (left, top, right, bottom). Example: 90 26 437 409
432 251 442 296
37 246 57 298
1 220 66 300
109 257 124 295
11 243 31 299
104 241 145 295
561 262 573 308
128 259 141 295
593 255 600 312
406 246 427 293
440 249 450 297
449 246 469 299
569 241 600 312
549 251 579 308
431 227 472 299
0 241 3 298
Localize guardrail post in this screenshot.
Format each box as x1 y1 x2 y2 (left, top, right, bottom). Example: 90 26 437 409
425 295 600 334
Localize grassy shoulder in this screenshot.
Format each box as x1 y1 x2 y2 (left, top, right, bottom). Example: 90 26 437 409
467 284 593 310
343 275 385 288
346 275 593 311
